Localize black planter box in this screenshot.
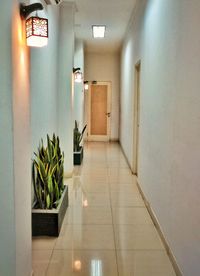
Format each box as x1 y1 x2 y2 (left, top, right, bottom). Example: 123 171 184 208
74 146 83 165
32 185 68 237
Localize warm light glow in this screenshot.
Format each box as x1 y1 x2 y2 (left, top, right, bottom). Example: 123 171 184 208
74 71 83 83
26 16 48 47
82 199 88 207
84 83 89 90
92 25 106 38
27 36 48 47
20 50 25 64
74 260 82 271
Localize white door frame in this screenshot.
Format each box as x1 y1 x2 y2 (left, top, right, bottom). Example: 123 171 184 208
87 81 111 141
133 61 141 175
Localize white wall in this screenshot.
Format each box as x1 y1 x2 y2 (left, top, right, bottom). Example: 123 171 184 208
0 0 32 275
30 1 59 152
30 1 75 175
0 1 16 275
120 0 200 275
85 52 120 140
74 40 85 130
0 0 76 274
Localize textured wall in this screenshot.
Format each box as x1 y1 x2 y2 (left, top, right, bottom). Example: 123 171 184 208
120 0 200 275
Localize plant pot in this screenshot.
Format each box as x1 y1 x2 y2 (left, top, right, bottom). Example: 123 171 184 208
74 146 83 165
32 185 68 237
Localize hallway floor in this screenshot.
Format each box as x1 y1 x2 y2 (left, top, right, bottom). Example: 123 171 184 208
32 142 176 276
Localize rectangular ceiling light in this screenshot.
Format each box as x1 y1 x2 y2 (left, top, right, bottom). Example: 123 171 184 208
92 25 106 38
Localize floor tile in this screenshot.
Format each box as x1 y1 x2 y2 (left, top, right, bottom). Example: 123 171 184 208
32 250 52 276
109 173 135 183
55 225 115 250
32 236 57 250
46 250 118 276
32 142 175 276
111 191 145 207
109 182 140 195
70 192 111 207
114 224 164 250
63 206 112 225
79 167 108 176
108 168 133 176
81 181 110 193
80 174 109 184
112 207 153 225
117 250 176 276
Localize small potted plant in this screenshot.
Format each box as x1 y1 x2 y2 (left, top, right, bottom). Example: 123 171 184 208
32 134 68 237
73 120 87 165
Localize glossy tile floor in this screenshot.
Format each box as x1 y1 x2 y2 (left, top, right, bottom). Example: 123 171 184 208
32 142 176 276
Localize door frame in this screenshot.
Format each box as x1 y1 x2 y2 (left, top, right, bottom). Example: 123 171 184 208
133 61 141 175
87 81 112 141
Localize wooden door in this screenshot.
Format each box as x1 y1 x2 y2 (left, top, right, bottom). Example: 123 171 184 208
88 82 111 141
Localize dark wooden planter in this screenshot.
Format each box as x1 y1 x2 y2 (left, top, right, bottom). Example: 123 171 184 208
74 146 83 165
32 185 68 237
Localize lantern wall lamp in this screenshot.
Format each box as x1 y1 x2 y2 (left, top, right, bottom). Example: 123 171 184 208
73 67 83 83
20 3 48 47
20 3 43 18
84 81 89 90
73 67 81 73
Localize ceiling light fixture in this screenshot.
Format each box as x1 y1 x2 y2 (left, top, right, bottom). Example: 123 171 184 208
92 25 106 38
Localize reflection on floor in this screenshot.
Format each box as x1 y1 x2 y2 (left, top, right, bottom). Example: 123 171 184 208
32 142 176 276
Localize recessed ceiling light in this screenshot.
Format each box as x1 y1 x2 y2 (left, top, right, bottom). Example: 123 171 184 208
92 25 106 38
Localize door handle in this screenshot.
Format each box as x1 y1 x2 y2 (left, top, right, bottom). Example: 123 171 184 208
106 112 111 117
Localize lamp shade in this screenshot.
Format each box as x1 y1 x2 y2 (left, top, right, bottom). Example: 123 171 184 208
74 71 83 83
84 81 89 90
26 16 48 47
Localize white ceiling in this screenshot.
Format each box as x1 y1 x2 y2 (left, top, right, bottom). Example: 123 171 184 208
63 0 137 53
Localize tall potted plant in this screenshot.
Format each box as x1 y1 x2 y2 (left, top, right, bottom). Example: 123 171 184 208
32 134 68 237
73 120 87 165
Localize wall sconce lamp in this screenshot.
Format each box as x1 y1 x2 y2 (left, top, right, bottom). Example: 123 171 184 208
73 67 83 83
20 3 48 47
84 81 89 90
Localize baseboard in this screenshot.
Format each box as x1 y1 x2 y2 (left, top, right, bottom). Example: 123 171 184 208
119 141 133 170
118 141 182 275
109 138 119 142
136 179 183 276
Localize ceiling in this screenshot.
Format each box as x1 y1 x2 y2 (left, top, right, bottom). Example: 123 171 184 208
63 0 137 53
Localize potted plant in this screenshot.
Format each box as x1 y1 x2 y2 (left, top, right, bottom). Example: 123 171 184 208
32 134 68 237
73 120 87 165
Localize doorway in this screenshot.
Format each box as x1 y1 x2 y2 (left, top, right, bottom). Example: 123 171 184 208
133 61 141 175
88 82 111 141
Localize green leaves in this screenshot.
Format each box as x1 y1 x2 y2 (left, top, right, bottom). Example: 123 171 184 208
46 194 50 209
73 120 87 152
32 134 64 210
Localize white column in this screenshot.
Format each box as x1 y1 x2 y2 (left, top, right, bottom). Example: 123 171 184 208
57 2 75 176
0 1 32 275
74 39 85 130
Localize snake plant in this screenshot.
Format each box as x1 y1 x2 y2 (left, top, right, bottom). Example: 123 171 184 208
32 134 64 209
74 120 87 152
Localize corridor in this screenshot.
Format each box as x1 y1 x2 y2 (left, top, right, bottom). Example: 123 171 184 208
32 142 176 276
